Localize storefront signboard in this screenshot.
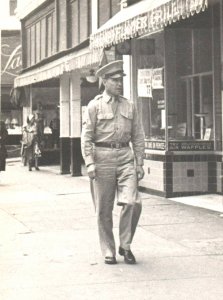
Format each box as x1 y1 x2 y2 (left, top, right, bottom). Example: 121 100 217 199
138 68 164 97
1 35 22 85
145 140 166 150
152 68 164 89
145 140 214 151
157 100 165 109
90 0 208 50
138 69 153 98
168 141 214 151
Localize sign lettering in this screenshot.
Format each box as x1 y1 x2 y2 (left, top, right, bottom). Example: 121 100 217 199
1 35 22 84
1 44 22 76
90 0 208 49
169 141 214 151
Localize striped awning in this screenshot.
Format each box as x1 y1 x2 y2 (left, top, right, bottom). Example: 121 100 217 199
14 47 102 87
90 0 208 50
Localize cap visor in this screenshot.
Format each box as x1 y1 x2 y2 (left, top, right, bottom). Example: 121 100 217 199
109 73 126 79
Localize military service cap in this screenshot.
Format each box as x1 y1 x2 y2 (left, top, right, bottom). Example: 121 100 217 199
96 60 126 79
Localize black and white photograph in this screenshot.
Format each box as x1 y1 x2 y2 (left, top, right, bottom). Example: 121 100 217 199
0 0 223 299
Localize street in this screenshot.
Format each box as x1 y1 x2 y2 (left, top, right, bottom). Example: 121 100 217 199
0 161 223 300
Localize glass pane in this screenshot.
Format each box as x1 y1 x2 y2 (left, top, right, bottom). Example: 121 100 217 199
47 15 52 56
68 0 79 47
111 0 120 16
26 28 31 67
40 19 46 60
176 29 192 76
169 80 189 140
193 77 201 139
30 25 35 65
98 0 110 27
10 0 17 16
171 75 214 141
80 0 88 42
137 33 165 142
202 75 213 140
194 28 212 73
35 22 41 63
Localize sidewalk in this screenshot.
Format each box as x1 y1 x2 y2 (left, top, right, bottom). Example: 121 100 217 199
7 157 223 214
0 161 223 300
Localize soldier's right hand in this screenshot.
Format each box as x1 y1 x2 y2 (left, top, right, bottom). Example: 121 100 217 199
87 164 96 180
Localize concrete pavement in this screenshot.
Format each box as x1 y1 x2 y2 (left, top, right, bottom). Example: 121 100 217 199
0 160 223 300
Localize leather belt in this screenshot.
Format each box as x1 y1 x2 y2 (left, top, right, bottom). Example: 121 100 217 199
95 142 129 149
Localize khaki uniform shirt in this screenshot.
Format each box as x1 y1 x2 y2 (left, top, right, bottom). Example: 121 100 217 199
81 90 145 167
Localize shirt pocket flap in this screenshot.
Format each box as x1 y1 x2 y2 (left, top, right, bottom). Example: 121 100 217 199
97 113 114 120
120 110 133 119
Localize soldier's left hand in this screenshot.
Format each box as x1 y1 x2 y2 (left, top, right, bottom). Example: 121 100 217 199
136 165 144 180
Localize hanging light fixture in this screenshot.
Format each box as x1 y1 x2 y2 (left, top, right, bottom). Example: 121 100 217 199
86 69 98 83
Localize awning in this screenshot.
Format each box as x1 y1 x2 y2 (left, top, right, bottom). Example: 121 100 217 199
14 47 102 87
90 0 208 50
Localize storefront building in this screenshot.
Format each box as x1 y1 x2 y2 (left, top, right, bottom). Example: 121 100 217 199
0 0 22 152
14 0 114 171
90 0 223 196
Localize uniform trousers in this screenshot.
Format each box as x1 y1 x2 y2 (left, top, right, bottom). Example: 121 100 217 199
91 146 142 257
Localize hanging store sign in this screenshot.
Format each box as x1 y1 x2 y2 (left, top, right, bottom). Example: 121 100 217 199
138 69 153 97
1 35 22 85
138 68 164 97
168 141 214 151
145 140 166 151
145 140 214 151
90 0 208 49
152 68 164 89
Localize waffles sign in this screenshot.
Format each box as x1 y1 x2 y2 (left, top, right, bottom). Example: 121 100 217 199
1 36 22 84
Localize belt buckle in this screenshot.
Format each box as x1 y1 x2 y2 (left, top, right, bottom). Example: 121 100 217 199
115 142 120 149
111 142 120 149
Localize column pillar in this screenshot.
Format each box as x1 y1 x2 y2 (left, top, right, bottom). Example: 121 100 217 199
60 73 71 174
70 71 82 176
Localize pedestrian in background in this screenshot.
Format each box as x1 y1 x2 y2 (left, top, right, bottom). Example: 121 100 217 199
81 60 145 265
35 101 45 141
50 109 60 148
0 121 8 174
22 114 41 171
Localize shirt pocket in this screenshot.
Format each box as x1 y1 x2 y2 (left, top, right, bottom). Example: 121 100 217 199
120 109 133 132
96 112 114 133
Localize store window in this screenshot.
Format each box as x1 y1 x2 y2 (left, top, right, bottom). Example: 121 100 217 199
98 0 120 27
24 4 56 68
67 0 91 47
168 10 215 143
9 0 17 16
136 33 165 141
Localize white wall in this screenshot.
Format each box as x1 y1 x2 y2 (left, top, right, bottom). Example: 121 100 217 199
0 0 20 30
17 0 47 20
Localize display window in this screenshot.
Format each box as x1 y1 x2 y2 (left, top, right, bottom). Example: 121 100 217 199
135 6 221 152
169 15 214 142
135 33 165 143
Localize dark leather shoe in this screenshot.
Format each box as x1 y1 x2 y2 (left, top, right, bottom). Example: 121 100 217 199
119 247 136 264
35 167 40 171
104 256 117 265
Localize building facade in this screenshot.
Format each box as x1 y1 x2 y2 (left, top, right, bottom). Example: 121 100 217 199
90 0 223 197
0 0 22 148
15 0 119 170
15 0 223 197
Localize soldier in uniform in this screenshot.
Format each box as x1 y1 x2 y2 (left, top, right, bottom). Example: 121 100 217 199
81 60 145 265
